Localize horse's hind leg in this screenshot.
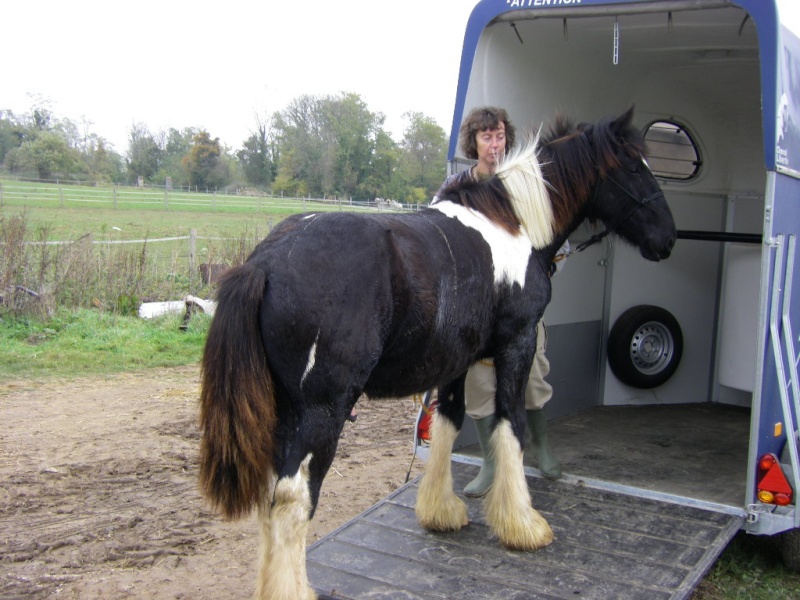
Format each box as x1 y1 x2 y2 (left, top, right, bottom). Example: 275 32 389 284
254 408 344 600
415 380 469 532
255 454 317 600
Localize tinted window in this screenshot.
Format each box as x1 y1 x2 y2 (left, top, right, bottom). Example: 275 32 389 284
644 121 701 180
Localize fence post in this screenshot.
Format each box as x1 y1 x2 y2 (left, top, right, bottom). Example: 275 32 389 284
59 187 64 208
164 189 169 210
189 229 197 278
113 186 117 209
212 191 216 210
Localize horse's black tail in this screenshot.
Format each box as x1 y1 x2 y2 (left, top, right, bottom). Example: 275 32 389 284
199 262 276 519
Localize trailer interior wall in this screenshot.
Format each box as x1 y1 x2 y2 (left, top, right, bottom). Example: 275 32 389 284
460 6 765 413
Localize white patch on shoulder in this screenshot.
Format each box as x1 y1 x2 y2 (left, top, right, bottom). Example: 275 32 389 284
300 332 319 387
430 201 531 287
302 213 319 220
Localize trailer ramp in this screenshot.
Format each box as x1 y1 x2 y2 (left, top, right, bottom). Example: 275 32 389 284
307 462 743 599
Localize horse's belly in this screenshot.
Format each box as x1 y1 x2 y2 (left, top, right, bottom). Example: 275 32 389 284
363 341 480 399
362 367 450 399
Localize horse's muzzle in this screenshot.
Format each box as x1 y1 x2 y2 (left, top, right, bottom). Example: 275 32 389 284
640 231 676 261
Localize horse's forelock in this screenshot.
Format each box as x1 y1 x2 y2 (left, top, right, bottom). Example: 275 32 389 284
588 116 647 176
536 112 648 234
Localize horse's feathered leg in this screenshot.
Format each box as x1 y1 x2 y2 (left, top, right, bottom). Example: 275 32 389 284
484 340 554 551
415 378 469 532
255 402 350 600
484 419 553 549
256 453 316 600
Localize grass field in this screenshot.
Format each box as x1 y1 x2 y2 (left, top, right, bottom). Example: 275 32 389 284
0 178 411 307
0 178 399 241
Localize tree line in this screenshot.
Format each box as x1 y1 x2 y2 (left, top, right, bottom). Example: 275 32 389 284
0 92 449 203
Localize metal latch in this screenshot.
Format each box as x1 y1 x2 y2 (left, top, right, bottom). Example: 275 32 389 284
746 503 768 524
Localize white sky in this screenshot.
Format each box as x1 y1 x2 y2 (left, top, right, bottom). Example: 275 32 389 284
779 0 800 36
2 0 473 153
4 1 798 155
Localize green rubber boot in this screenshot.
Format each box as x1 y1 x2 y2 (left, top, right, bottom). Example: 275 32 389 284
527 409 562 480
463 416 496 498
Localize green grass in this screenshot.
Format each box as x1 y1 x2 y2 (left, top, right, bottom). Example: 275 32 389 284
1 197 291 242
7 204 280 264
0 178 394 242
692 531 800 599
0 308 210 379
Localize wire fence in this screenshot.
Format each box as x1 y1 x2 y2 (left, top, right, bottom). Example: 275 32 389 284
0 179 420 293
0 179 417 214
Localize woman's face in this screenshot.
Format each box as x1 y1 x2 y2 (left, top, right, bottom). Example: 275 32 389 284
475 122 507 175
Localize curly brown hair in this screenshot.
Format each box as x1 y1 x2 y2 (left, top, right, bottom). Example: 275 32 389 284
459 107 516 160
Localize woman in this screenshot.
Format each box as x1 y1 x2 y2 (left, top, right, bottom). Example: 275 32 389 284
434 106 563 497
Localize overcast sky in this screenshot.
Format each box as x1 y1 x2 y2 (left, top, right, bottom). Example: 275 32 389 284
4 1 798 155
3 0 473 152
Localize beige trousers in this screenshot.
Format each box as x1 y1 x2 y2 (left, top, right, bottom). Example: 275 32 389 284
465 320 552 419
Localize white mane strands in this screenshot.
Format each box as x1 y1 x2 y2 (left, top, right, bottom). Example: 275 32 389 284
495 135 555 249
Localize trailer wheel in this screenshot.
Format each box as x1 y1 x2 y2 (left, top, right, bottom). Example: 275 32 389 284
780 529 800 572
607 305 683 389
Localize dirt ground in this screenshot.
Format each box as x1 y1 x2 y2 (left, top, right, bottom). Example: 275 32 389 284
0 365 425 599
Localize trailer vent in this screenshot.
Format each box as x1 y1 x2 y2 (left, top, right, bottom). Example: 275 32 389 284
643 120 701 180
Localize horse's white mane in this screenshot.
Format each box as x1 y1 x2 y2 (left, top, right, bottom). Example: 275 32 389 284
495 133 555 249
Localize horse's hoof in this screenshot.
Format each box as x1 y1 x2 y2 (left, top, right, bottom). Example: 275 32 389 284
494 507 554 551
415 494 469 532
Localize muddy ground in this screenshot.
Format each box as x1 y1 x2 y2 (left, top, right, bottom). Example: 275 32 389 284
0 366 424 599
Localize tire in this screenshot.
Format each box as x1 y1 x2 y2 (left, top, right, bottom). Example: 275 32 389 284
607 305 683 389
780 529 800 572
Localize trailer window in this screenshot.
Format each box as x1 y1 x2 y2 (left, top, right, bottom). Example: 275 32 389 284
644 121 701 180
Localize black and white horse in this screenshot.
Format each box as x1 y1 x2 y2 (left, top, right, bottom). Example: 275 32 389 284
199 107 676 600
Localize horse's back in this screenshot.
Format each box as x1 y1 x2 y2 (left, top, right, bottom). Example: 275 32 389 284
249 210 497 396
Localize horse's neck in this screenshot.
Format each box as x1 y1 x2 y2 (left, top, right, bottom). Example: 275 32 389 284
541 203 588 263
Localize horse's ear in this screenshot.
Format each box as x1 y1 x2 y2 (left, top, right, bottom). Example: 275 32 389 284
612 105 636 133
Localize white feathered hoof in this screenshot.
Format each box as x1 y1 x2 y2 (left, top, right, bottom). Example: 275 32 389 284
491 502 553 551
416 485 469 532
484 419 554 551
414 413 469 532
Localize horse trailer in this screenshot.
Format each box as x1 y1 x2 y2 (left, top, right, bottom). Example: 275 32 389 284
306 1 800 597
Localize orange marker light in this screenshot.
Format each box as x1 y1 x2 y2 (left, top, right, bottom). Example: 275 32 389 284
758 490 775 503
759 454 776 471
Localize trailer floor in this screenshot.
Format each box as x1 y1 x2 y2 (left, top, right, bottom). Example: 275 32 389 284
307 403 748 599
531 403 751 507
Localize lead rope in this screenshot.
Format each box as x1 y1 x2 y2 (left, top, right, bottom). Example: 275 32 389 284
405 392 429 483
